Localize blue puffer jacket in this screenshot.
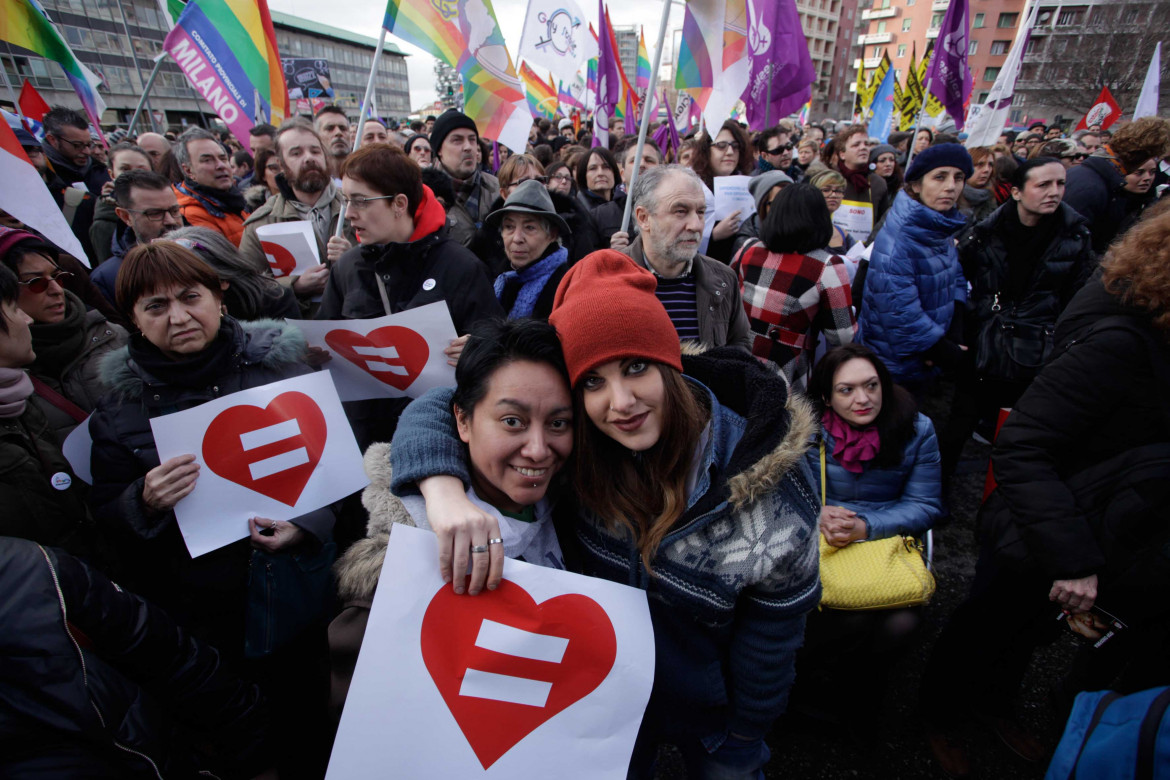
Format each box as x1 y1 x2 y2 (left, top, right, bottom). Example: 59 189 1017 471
858 191 968 383
808 413 943 540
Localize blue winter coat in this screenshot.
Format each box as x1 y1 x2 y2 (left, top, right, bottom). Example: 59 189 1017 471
858 191 968 384
807 413 943 540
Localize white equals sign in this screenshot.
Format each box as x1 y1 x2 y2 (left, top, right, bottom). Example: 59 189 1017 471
353 345 410 375
240 419 309 480
459 620 569 707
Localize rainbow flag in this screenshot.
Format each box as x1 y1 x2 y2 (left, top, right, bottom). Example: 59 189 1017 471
0 0 106 139
635 27 651 94
164 0 289 149
384 0 528 153
520 62 559 120
675 0 715 112
798 100 811 126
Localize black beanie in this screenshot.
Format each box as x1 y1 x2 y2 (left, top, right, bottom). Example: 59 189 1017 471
430 109 478 157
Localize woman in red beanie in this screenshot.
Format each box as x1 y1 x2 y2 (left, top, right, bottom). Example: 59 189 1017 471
388 250 821 778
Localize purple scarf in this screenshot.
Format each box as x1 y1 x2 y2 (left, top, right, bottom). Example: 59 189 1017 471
823 408 881 474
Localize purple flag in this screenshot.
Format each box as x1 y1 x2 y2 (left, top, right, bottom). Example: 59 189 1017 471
664 90 681 152
624 88 637 135
742 0 816 128
596 0 620 110
925 0 972 129
652 122 670 153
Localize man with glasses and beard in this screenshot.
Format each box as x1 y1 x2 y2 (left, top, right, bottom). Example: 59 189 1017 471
240 118 356 308
40 106 111 196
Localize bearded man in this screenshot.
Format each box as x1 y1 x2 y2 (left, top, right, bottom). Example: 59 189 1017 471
239 118 356 305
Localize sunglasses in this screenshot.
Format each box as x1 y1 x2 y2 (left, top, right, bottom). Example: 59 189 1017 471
764 144 793 155
1064 153 1089 161
18 269 73 293
711 140 741 152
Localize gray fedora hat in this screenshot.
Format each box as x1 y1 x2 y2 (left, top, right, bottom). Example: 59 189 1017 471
484 180 572 238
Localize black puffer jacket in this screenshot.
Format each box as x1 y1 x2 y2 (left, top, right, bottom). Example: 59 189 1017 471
0 537 272 779
958 201 1095 378
990 276 1170 622
315 187 502 329
470 190 601 279
88 317 336 654
1063 153 1130 253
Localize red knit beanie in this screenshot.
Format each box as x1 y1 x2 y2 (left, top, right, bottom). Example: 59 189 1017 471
549 250 683 387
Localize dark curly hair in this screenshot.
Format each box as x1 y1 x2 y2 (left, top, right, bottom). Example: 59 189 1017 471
689 120 754 188
1102 206 1170 336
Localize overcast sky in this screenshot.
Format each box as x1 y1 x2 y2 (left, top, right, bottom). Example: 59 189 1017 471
270 0 687 113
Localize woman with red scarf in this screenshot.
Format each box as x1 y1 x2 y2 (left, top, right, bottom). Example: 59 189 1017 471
790 343 943 721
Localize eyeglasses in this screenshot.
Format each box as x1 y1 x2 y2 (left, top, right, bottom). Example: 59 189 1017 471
711 140 741 152
126 205 182 222
52 134 93 152
1064 153 1088 161
764 144 793 156
819 187 846 197
340 194 396 210
18 270 73 293
550 172 573 183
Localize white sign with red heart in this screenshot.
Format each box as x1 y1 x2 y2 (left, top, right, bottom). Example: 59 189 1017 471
293 302 458 402
149 371 367 558
327 525 654 779
256 221 321 278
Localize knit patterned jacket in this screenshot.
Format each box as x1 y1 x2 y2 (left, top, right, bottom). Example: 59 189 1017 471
388 346 821 744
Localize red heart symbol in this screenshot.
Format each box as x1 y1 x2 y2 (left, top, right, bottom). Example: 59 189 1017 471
421 580 617 769
259 241 297 278
325 326 430 391
201 391 327 506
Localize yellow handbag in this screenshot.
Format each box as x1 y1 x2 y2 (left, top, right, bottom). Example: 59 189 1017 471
817 441 936 610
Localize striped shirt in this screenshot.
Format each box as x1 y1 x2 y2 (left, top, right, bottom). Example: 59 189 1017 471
654 274 700 343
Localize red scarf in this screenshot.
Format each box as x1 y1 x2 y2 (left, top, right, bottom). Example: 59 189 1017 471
837 160 871 195
823 408 881 474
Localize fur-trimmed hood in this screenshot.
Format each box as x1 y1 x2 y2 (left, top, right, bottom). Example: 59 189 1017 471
98 317 308 401
335 442 415 605
679 344 816 509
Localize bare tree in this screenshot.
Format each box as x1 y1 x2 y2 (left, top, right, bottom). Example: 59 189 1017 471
1016 1 1169 121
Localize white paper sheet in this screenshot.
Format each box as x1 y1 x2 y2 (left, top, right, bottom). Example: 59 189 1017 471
327 525 655 779
292 302 458 402
148 371 367 557
256 221 321 279
714 175 757 222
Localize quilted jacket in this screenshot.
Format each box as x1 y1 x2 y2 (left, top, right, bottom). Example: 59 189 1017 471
858 191 968 383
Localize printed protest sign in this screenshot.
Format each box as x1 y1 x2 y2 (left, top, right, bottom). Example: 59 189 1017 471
713 175 757 222
293 302 458 402
282 58 334 100
832 199 875 243
328 525 654 778
256 221 320 279
149 371 366 557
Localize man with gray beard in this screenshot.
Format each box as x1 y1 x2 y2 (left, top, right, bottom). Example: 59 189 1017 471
619 164 750 351
239 118 356 308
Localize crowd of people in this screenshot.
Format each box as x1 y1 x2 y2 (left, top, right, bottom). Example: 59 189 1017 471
2 101 1169 779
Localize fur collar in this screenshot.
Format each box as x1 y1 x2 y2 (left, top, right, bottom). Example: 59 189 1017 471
98 318 307 401
335 442 416 604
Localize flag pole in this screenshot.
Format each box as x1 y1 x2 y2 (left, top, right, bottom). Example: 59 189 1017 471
620 0 672 235
904 72 934 170
128 55 167 136
336 26 388 239
113 0 158 134
0 64 25 124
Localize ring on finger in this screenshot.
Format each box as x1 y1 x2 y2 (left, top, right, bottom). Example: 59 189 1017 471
487 538 503 545
470 544 489 554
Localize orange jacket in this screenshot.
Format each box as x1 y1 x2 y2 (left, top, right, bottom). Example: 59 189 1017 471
174 184 250 247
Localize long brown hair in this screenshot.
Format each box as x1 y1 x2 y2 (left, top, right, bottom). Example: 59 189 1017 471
690 120 754 188
572 363 709 571
1102 205 1170 336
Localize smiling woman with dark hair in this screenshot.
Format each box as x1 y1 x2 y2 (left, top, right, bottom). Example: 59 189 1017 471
732 183 856 390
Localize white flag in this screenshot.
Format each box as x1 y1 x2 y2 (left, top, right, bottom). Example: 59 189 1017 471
0 118 91 267
1133 42 1161 121
518 0 596 86
965 2 1038 149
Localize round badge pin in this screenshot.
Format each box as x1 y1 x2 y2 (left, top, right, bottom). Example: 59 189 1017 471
50 472 73 491
422 278 437 291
